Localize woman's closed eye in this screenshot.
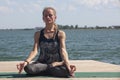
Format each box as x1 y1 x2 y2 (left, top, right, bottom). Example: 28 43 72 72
44 14 53 18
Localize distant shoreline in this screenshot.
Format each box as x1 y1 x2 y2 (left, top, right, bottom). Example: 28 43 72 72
0 25 120 30
0 28 120 31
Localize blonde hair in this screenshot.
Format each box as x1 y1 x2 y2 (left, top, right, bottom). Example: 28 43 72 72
42 7 56 16
42 7 58 33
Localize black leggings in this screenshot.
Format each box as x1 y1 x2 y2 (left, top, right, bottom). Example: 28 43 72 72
24 62 70 77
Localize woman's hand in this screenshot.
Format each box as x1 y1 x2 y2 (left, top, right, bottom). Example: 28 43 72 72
16 61 28 74
66 64 76 77
51 61 64 67
70 65 76 77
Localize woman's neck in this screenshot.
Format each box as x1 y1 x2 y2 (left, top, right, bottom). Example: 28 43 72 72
45 24 55 33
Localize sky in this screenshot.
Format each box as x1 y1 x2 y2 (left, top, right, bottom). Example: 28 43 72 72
0 0 120 29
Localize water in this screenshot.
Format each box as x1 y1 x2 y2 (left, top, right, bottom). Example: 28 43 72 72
0 29 120 65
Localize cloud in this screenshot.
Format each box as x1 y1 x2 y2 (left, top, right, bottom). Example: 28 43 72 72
1 0 119 14
112 0 120 7
0 0 42 14
72 0 120 9
20 3 42 13
0 0 16 14
81 0 102 7
0 6 13 14
5 0 18 6
67 5 77 11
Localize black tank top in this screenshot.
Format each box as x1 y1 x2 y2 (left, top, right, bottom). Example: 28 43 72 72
37 29 62 64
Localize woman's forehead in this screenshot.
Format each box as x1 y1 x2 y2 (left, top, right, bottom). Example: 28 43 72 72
43 9 55 15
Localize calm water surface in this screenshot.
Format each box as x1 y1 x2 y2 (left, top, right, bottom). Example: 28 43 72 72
0 29 120 65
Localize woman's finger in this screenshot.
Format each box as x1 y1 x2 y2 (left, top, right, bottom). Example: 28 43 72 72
16 64 20 70
70 65 76 71
19 63 24 74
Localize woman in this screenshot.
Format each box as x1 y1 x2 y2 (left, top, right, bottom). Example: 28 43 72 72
17 7 76 78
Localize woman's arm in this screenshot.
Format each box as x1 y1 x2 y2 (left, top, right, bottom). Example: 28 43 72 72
25 31 40 62
58 30 70 68
49 30 69 67
17 31 40 74
58 30 76 77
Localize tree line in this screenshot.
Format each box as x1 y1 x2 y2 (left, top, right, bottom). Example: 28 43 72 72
57 24 120 29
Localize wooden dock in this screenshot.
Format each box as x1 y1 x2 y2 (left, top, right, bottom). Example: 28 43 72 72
0 60 120 80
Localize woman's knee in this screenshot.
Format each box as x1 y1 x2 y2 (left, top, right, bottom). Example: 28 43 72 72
24 64 36 75
49 66 70 77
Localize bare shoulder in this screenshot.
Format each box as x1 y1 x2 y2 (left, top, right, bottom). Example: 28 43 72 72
34 31 40 39
58 30 66 39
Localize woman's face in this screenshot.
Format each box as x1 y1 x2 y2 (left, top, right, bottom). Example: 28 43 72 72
43 9 56 25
